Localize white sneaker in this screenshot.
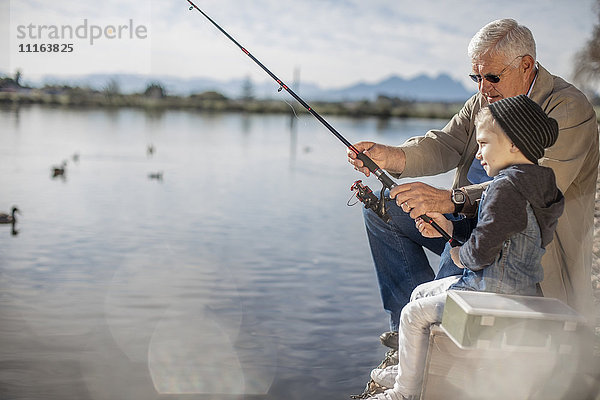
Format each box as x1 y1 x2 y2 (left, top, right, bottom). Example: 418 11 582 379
370 364 398 389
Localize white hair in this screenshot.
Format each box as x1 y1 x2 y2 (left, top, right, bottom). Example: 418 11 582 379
468 19 536 63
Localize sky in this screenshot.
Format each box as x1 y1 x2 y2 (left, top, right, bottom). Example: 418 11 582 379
0 0 598 91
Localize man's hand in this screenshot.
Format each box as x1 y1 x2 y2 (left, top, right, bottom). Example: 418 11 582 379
415 212 453 238
391 182 455 219
347 141 406 176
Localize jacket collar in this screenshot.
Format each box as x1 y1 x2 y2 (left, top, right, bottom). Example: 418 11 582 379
528 63 554 106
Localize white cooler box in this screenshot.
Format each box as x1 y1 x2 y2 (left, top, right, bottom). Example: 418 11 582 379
440 290 586 353
419 290 593 400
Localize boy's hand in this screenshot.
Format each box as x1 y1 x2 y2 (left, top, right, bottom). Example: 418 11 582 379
415 212 453 238
450 247 465 269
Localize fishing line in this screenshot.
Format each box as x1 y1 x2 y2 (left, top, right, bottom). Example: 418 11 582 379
185 0 457 244
282 98 300 120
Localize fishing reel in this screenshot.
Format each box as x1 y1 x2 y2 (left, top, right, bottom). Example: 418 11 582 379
349 180 460 245
349 180 391 223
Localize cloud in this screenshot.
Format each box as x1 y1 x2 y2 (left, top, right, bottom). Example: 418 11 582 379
3 0 597 89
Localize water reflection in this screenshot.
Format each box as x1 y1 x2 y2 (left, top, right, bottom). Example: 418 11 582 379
241 113 252 134
289 114 298 168
0 104 22 128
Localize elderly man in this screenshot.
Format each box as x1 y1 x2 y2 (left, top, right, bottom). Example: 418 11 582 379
348 18 599 336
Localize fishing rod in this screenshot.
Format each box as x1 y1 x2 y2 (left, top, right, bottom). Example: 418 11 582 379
186 0 457 245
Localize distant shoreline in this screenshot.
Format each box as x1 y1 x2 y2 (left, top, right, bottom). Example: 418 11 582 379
1 87 599 122
0 90 465 120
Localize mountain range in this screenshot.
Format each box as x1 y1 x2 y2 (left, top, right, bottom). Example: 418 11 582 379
27 72 475 102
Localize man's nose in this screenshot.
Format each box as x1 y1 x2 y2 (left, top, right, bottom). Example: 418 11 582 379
479 79 492 93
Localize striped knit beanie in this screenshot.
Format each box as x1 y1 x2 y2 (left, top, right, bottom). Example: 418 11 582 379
488 94 559 164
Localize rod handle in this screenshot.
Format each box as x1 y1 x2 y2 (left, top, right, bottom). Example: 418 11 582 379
419 214 460 246
355 152 396 189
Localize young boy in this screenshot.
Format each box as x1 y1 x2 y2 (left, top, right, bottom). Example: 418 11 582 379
365 95 565 400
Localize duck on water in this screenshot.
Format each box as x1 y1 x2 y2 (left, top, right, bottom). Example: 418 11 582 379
0 207 19 224
0 207 20 235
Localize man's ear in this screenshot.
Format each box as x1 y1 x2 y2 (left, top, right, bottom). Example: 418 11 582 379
521 55 535 74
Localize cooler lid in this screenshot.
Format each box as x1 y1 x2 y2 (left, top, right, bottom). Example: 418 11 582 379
447 290 586 322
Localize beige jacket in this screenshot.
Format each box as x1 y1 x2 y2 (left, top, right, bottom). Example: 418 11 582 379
398 64 599 321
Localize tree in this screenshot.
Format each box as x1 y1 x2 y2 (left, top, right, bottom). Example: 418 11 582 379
14 69 22 86
104 78 121 97
144 82 166 98
574 0 600 96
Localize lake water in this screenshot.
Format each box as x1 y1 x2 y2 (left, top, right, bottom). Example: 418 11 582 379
0 105 453 400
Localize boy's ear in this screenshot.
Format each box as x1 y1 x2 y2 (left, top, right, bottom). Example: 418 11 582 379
509 142 521 153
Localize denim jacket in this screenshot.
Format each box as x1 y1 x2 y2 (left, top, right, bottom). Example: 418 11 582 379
450 165 564 295
450 202 544 295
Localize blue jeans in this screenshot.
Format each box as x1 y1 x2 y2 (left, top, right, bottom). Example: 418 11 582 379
363 199 468 331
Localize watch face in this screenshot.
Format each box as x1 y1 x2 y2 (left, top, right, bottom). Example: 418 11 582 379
453 190 465 204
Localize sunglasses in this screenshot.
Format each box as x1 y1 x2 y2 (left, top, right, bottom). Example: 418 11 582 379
469 55 525 84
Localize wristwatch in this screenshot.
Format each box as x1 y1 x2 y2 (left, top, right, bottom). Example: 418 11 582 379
451 189 466 214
